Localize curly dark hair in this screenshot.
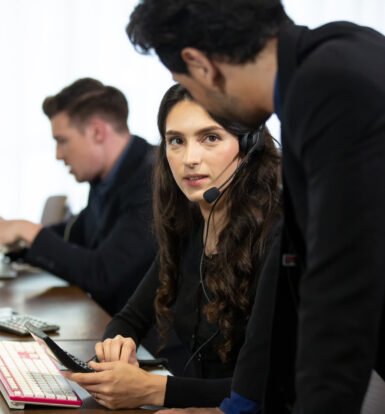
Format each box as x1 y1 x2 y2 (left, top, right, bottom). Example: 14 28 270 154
42 77 129 133
127 0 291 74
153 84 281 361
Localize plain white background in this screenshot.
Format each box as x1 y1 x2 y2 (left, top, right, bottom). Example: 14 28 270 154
0 0 384 221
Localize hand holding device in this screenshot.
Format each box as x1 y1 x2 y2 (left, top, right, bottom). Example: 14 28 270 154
69 360 168 409
95 334 139 366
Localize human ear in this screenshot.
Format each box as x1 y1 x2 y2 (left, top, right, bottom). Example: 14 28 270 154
88 118 106 144
180 47 224 90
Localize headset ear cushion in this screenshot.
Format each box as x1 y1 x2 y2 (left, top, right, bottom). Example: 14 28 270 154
239 132 249 154
254 127 265 152
240 126 265 154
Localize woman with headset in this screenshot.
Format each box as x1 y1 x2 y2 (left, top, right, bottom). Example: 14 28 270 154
67 84 281 409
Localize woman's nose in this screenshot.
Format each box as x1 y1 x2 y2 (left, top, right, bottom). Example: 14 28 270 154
183 142 202 166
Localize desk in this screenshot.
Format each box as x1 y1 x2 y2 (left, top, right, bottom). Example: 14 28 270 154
0 270 156 413
0 270 110 340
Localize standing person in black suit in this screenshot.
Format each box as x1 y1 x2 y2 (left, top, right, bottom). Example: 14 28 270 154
0 78 156 315
125 1 385 413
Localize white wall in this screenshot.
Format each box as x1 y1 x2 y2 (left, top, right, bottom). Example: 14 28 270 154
0 1 384 221
267 0 385 148
0 0 173 221
283 0 385 30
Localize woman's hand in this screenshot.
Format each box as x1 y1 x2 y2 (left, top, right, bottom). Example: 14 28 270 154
67 360 167 409
95 335 138 366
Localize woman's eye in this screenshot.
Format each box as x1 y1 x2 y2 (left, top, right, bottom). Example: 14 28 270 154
205 134 220 143
168 136 183 145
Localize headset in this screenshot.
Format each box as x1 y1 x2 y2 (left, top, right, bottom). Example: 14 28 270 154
184 124 266 373
239 123 265 155
203 123 266 203
202 123 267 299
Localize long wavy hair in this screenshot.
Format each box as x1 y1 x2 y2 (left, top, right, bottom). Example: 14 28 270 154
154 84 281 361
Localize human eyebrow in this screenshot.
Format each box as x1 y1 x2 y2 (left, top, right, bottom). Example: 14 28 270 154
195 126 225 136
165 130 183 137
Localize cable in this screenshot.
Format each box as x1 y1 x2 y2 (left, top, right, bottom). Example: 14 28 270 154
182 329 220 375
189 149 251 371
188 134 273 373
271 136 282 150
183 183 229 373
199 183 229 303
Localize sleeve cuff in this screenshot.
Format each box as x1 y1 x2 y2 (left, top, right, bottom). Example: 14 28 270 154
220 391 261 414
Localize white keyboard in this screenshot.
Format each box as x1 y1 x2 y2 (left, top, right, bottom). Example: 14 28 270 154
0 341 82 409
0 312 59 336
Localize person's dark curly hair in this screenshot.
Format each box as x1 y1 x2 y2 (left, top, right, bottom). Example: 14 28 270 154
127 0 292 74
153 84 281 362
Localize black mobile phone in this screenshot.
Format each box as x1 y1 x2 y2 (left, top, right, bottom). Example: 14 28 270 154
25 322 94 373
26 321 168 372
138 357 169 368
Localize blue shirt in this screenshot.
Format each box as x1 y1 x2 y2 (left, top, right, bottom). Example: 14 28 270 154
84 139 132 244
220 391 261 414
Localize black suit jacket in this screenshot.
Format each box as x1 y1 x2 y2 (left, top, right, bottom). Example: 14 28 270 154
232 22 385 414
24 135 157 315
